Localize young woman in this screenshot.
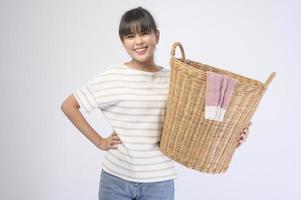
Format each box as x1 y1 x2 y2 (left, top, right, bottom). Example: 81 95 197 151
61 6 251 200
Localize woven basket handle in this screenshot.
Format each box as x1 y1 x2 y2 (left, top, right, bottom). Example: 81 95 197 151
263 72 276 88
170 42 186 60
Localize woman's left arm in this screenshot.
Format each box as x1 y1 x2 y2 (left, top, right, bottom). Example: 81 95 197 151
236 121 252 148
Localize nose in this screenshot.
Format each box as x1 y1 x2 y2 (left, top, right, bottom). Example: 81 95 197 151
134 35 144 45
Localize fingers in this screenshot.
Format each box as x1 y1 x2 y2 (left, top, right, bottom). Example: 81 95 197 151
236 122 252 149
243 128 249 136
236 134 245 148
109 145 118 150
107 131 123 150
236 141 242 148
97 132 123 151
242 121 251 136
110 139 123 145
112 135 121 140
237 135 246 143
105 142 120 150
111 136 122 144
244 121 252 132
241 132 247 140
108 140 122 150
236 126 250 148
111 132 121 139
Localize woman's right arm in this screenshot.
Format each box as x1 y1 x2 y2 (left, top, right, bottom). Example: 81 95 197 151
60 94 122 151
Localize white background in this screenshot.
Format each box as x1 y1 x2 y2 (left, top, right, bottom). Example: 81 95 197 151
1 0 300 199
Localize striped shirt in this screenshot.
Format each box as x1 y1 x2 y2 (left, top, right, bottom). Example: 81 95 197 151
73 64 177 182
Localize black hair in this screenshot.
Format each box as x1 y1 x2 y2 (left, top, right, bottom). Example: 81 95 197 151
119 7 158 42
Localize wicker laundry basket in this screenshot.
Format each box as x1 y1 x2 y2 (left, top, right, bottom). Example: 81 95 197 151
159 42 276 174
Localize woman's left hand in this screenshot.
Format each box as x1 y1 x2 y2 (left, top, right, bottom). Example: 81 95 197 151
236 121 252 148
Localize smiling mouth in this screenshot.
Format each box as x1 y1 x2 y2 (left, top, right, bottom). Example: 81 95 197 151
134 46 148 51
134 46 148 55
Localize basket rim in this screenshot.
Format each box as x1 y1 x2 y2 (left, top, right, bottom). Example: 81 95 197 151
171 57 265 86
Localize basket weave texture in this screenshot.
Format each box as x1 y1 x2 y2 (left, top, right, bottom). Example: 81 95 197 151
159 42 276 173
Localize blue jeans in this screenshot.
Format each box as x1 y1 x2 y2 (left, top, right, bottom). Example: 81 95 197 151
98 169 175 200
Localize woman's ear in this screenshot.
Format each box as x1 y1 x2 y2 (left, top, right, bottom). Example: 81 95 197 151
156 30 160 44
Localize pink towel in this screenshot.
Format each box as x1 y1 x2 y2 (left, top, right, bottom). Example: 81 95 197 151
205 71 237 121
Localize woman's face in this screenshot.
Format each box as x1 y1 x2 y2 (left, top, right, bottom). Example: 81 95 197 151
122 29 160 64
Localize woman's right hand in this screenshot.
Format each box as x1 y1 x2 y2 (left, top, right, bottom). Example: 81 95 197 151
97 131 123 151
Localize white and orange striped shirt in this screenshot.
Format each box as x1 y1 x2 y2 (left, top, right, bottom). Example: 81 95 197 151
73 64 177 183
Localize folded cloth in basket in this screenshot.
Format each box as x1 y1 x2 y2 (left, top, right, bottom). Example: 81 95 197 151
205 71 237 121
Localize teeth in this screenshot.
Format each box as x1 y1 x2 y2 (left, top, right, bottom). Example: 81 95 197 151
135 47 147 51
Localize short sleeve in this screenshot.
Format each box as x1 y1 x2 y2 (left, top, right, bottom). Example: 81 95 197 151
73 67 117 113
73 78 99 113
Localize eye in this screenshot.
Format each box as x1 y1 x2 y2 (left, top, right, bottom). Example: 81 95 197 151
126 35 134 38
